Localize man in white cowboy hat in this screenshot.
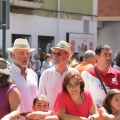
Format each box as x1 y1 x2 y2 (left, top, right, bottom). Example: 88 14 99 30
7 38 38 120
39 40 78 112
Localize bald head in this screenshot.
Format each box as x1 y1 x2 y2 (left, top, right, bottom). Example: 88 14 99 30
84 50 95 59
83 50 96 65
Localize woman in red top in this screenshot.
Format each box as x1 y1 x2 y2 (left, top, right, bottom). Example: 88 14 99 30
54 71 98 120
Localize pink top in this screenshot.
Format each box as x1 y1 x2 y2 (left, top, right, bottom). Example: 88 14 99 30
0 84 17 119
54 90 93 117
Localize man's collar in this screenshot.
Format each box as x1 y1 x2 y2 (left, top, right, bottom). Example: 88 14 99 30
12 63 28 74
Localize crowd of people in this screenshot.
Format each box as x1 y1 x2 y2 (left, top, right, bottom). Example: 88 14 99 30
0 38 120 120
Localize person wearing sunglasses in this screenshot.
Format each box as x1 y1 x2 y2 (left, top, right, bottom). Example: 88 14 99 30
54 71 99 120
39 41 78 113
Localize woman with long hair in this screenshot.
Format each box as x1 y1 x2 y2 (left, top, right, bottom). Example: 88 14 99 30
0 58 21 120
99 89 120 120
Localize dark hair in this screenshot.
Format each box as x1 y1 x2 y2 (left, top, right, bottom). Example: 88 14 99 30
0 74 14 87
80 56 83 62
115 51 120 66
95 45 111 56
33 94 49 106
103 89 120 114
74 53 78 56
62 71 85 93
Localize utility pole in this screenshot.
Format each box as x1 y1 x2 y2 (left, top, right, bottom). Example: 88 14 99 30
2 0 6 59
0 0 9 59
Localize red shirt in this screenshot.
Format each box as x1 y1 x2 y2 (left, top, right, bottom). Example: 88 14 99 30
87 66 120 89
81 66 120 108
54 90 93 117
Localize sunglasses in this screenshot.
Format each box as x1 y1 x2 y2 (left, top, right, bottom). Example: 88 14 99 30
51 51 67 56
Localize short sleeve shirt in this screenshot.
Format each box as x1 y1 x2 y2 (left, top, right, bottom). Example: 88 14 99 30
54 90 93 117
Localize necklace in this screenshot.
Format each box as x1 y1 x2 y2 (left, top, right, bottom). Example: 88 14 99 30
80 93 84 103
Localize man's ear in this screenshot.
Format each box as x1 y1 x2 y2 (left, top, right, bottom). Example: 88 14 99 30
67 54 71 59
12 52 15 59
95 55 99 61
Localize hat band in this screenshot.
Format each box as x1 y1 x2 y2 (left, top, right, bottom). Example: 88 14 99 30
0 61 7 69
0 66 7 69
13 44 30 49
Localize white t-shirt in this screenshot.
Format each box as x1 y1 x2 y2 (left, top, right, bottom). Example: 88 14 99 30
39 66 78 112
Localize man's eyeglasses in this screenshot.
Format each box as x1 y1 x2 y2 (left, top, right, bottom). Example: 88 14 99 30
51 51 67 56
66 82 80 89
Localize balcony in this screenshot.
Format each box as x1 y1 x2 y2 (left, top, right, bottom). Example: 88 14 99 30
10 0 44 9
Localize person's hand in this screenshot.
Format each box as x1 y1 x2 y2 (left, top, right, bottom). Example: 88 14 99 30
88 115 93 120
48 110 53 116
98 107 116 120
80 116 88 120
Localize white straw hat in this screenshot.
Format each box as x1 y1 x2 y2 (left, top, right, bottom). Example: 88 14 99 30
0 58 9 75
51 41 73 56
7 38 35 52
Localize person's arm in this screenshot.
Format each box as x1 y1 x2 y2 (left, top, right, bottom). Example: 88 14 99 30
40 115 59 120
57 109 87 120
89 101 98 115
88 102 99 120
26 110 53 119
35 60 41 71
98 107 118 120
39 71 47 95
88 107 119 120
1 87 21 120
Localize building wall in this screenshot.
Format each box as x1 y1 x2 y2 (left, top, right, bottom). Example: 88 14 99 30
98 0 120 16
97 0 120 58
10 0 93 20
0 13 97 57
97 22 120 58
0 0 97 59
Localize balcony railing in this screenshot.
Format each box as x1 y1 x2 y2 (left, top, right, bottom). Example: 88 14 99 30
18 0 44 4
10 0 44 8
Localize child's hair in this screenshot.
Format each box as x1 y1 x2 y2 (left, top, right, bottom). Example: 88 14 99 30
102 89 120 114
33 95 49 106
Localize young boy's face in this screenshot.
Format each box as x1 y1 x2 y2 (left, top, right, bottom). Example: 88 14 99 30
32 100 49 112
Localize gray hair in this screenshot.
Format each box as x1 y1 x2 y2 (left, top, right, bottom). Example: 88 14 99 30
84 50 95 59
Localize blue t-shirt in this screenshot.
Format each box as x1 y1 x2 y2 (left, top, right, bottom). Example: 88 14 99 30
42 61 52 69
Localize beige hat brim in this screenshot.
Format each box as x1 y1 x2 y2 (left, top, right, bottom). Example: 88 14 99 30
0 69 9 75
7 48 35 52
51 47 73 56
